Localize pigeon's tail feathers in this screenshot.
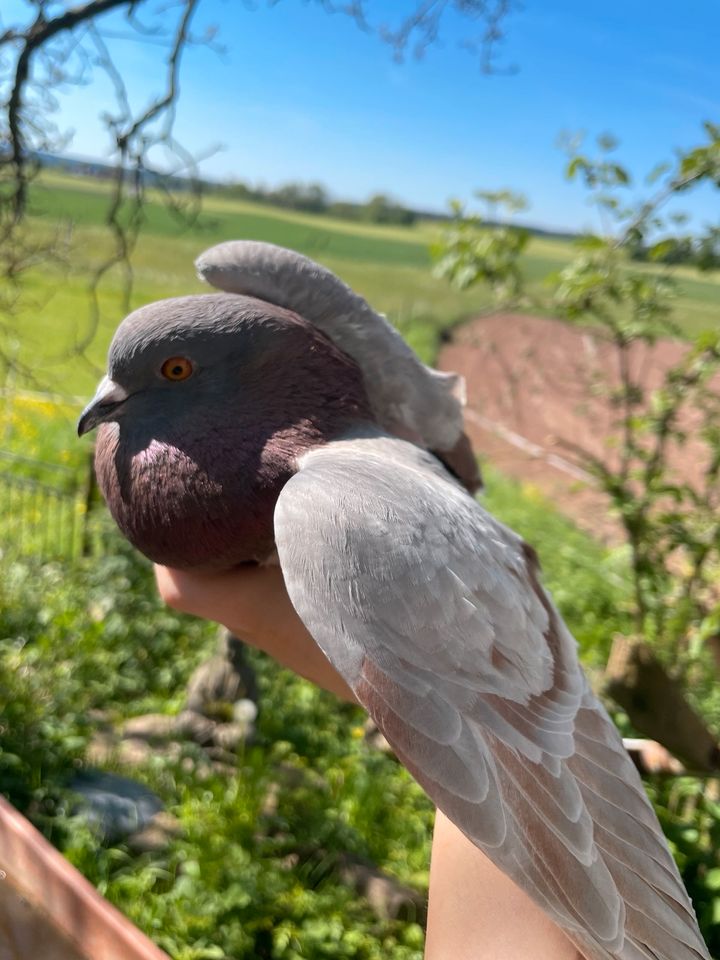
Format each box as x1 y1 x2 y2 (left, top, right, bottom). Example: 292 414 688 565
195 240 470 460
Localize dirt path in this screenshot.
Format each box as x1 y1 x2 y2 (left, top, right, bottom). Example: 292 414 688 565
438 313 696 544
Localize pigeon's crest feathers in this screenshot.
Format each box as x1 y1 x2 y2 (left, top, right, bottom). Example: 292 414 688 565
195 239 468 455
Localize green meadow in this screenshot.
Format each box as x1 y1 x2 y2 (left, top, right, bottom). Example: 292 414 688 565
7 172 720 403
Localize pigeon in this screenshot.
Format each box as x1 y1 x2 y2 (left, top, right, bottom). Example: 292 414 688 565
78 240 710 960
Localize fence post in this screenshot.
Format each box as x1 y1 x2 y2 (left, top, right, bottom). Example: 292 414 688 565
80 448 98 558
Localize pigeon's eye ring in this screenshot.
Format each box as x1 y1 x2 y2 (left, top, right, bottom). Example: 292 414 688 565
161 357 194 381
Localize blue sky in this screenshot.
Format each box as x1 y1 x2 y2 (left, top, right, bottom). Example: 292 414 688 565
5 0 720 230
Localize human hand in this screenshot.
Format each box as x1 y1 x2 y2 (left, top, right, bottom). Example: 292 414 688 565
155 563 356 702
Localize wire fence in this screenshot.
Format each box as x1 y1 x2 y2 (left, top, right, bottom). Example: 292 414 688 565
0 448 113 564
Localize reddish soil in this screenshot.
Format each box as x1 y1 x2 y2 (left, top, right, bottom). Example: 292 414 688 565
438 313 707 544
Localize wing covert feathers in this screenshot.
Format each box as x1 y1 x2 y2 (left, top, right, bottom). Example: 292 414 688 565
274 435 710 960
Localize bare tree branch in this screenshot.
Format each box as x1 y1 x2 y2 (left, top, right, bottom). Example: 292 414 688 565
6 0 134 221
0 0 518 384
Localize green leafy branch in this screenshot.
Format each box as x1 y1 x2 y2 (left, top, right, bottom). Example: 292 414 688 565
435 122 720 678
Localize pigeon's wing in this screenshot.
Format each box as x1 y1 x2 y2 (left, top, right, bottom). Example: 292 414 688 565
274 435 709 960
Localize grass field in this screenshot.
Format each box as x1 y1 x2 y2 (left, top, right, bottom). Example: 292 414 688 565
4 172 719 402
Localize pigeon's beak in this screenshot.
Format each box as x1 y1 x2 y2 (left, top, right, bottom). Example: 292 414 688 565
77 376 129 437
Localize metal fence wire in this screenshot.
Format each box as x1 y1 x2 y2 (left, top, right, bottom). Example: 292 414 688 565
0 449 112 563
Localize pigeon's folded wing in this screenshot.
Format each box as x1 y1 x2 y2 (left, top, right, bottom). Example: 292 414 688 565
274 435 709 960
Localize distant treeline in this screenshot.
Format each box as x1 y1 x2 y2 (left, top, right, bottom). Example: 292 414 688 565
629 228 720 271
36 152 579 241
208 180 418 226
37 151 419 225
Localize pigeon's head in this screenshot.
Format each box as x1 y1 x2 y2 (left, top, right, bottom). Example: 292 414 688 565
78 293 373 570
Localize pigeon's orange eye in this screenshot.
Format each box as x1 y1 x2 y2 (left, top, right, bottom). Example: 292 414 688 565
161 357 193 381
